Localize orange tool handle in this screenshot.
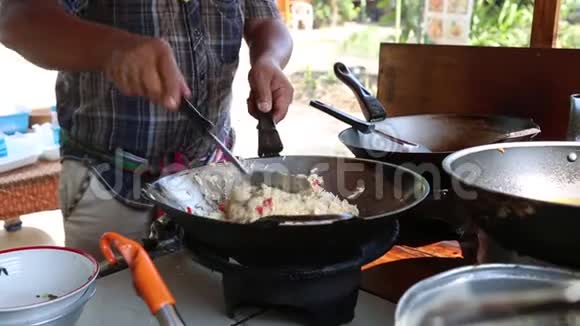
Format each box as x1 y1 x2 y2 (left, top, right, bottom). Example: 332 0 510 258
100 232 176 315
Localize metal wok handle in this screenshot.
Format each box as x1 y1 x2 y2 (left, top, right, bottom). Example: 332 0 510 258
493 124 542 143
333 62 386 122
100 232 185 326
309 100 373 133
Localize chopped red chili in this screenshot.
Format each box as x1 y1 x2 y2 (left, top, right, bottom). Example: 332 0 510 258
218 202 226 212
256 206 264 215
312 179 321 187
186 206 192 214
263 198 273 207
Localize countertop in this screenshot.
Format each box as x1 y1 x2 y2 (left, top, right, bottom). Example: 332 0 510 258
79 250 397 326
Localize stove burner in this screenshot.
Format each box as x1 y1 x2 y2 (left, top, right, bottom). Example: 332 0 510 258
189 220 399 326
476 228 561 268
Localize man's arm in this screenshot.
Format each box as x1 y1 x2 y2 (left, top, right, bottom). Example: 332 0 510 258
244 16 294 122
0 0 189 109
0 0 132 72
244 18 293 69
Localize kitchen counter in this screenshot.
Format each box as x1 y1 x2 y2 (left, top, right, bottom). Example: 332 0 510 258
79 250 397 326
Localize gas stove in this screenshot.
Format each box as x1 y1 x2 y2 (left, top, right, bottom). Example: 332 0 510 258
78 250 396 326
185 222 398 326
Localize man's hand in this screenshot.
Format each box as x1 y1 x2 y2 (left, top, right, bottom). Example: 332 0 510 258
104 36 191 110
247 57 293 123
0 1 190 110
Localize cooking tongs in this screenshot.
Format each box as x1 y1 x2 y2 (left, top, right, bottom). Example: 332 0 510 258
100 232 185 326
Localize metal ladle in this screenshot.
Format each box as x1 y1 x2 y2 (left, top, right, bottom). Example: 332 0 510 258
309 100 432 153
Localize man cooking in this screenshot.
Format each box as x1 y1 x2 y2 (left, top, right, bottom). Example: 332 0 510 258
0 0 293 258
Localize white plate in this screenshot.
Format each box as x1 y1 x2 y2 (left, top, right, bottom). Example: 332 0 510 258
0 152 38 173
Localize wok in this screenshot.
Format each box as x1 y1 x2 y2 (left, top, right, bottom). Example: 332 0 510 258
442 141 580 268
323 62 541 190
142 156 429 264
311 63 541 245
313 102 541 189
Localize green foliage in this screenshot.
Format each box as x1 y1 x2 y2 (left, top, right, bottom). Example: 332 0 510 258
303 65 318 98
312 0 360 27
339 26 391 58
378 0 424 43
558 0 580 48
469 0 534 47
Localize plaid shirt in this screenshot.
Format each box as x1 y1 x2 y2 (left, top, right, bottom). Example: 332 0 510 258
57 0 280 208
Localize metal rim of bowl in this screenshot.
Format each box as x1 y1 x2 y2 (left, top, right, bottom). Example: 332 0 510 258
395 263 580 323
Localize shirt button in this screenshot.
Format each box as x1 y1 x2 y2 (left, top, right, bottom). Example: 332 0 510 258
193 29 202 39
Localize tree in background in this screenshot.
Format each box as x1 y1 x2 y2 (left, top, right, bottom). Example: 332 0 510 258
558 0 580 48
377 0 424 43
469 0 534 46
470 0 580 48
312 0 360 27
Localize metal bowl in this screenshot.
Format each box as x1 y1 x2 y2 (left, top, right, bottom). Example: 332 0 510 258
396 264 580 326
0 246 99 325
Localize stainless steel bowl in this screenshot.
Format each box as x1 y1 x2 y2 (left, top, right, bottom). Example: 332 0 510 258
0 247 99 326
0 284 95 326
396 264 580 326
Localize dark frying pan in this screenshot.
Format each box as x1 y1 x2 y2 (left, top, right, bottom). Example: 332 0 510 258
442 141 580 268
142 156 429 265
321 62 541 189
311 63 542 245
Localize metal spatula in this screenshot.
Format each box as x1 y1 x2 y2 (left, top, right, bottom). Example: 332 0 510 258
180 98 310 193
309 100 432 153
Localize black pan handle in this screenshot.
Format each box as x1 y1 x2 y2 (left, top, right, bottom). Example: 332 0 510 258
309 100 373 134
257 111 284 157
334 62 386 122
257 110 277 131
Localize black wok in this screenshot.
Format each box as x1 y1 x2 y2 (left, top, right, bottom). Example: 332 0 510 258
340 114 541 186
324 62 541 190
310 63 541 246
443 141 580 268
313 101 541 189
142 156 429 265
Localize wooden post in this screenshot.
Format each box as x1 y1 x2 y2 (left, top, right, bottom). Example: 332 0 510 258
395 0 402 42
530 0 562 48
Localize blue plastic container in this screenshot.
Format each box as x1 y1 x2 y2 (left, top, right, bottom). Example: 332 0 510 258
0 134 6 158
0 111 29 135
